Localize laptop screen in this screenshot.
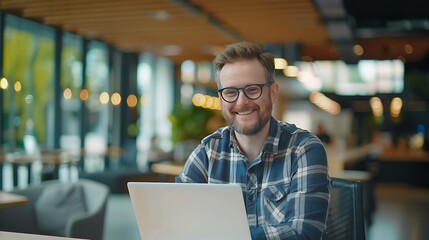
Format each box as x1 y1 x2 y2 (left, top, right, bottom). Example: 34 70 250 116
127 182 251 240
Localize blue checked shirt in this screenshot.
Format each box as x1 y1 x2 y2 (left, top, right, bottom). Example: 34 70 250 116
176 117 331 240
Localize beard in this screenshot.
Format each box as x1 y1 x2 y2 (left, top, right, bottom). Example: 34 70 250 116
222 105 270 136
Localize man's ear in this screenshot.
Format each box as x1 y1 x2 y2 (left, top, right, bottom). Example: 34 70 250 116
271 82 279 102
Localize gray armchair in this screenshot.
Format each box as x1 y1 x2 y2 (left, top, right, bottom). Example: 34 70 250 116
0 179 109 240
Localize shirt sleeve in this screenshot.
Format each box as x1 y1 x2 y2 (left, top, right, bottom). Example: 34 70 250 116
255 138 331 240
175 144 209 183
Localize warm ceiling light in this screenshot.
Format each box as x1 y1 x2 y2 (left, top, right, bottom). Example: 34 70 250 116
99 92 110 104
309 92 341 115
353 44 364 56
390 97 403 118
274 58 288 70
370 97 383 117
213 97 221 110
63 88 72 100
404 44 413 54
283 66 299 78
192 93 205 107
80 89 89 101
14 81 22 92
111 92 121 106
0 77 8 89
202 95 213 109
191 94 221 111
127 94 138 108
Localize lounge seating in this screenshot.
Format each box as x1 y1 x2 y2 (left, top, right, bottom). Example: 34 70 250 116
0 179 109 240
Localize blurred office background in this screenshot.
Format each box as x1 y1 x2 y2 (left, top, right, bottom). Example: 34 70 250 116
0 0 428 239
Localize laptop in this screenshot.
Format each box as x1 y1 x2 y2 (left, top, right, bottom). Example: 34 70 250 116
127 182 252 240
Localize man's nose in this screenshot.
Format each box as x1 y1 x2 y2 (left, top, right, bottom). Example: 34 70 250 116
235 90 250 104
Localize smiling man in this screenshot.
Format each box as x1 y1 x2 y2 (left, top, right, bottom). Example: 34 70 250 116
176 41 331 240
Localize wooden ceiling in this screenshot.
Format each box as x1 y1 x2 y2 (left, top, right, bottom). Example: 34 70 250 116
1 0 429 66
0 0 331 64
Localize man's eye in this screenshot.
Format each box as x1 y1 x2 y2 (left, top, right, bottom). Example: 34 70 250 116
224 89 238 95
245 86 259 94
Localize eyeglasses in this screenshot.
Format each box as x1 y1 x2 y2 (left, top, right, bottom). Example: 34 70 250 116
217 82 274 103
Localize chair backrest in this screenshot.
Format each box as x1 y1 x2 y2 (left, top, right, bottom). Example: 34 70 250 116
69 179 110 240
327 177 366 240
0 179 109 240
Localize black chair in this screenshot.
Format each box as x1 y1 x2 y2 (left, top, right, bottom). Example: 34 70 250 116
327 177 366 240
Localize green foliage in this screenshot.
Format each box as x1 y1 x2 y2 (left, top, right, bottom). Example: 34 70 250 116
169 103 217 144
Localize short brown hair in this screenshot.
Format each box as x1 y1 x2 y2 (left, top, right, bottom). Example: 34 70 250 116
213 41 275 87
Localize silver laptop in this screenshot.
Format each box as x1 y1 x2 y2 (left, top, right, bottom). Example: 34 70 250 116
127 182 251 240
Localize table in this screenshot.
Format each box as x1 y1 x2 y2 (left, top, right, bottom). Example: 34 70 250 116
0 231 87 240
331 169 372 182
150 161 184 182
0 192 28 209
374 151 429 187
151 161 184 176
1 150 79 190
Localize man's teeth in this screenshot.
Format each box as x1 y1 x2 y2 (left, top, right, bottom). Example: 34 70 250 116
236 110 253 115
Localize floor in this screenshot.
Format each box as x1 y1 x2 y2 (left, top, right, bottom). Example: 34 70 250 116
103 182 429 240
104 194 140 240
367 183 429 240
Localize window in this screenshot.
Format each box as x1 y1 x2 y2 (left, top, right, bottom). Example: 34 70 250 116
60 32 83 154
2 14 54 150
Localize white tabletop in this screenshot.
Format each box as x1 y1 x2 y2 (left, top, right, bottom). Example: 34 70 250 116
0 231 87 240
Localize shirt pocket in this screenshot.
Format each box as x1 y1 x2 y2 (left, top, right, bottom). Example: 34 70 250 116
262 182 290 225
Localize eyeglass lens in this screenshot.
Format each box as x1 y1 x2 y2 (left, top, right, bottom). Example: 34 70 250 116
221 85 263 102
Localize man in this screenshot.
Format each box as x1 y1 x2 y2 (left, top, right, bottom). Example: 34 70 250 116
316 123 332 145
176 41 330 239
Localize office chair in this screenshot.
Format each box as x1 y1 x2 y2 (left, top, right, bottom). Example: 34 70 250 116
0 179 109 240
327 177 366 240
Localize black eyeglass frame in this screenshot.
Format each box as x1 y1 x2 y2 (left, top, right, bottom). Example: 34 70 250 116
217 81 274 103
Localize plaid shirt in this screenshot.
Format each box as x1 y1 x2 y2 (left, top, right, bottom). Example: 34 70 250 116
176 117 331 240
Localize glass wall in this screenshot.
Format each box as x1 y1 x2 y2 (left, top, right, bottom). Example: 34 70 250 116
2 14 54 152
60 32 83 155
136 53 174 171
0 13 177 180
83 40 110 172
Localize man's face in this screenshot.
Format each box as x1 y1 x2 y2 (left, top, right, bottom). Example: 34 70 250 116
218 58 278 135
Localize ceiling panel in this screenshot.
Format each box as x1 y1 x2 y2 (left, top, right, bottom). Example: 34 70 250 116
0 0 428 66
0 0 332 64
